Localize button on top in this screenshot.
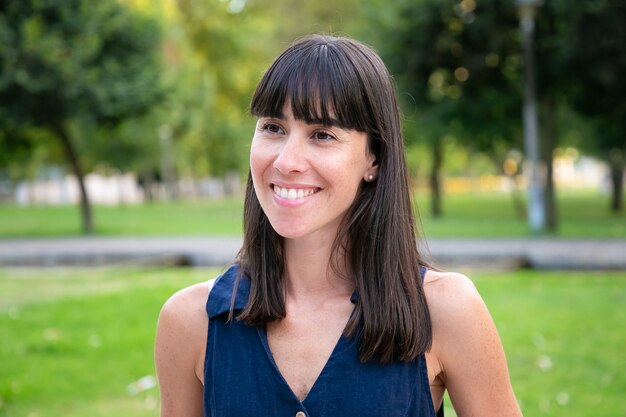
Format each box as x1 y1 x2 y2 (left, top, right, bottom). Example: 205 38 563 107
295 412 306 417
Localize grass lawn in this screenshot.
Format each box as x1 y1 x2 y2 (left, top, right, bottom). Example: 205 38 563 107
418 190 625 238
0 267 624 417
0 199 244 238
0 190 623 238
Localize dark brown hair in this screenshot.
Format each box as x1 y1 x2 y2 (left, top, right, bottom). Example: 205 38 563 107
235 34 431 363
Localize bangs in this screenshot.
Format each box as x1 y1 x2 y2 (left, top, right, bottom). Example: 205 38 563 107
251 40 374 132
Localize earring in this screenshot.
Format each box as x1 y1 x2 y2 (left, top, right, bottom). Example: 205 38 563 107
368 175 374 181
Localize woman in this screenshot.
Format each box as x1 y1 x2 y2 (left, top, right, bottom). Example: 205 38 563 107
155 35 523 417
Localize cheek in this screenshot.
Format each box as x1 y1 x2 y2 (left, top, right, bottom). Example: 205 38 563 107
342 152 371 182
249 139 275 194
249 140 265 175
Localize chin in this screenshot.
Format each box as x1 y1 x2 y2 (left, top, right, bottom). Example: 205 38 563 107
269 224 308 240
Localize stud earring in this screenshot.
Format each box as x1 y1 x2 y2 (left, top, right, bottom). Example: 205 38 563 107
368 175 374 181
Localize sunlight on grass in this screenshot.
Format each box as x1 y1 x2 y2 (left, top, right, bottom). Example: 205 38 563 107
0 267 217 417
472 270 625 417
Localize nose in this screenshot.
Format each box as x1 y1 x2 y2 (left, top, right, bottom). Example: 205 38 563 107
272 134 308 174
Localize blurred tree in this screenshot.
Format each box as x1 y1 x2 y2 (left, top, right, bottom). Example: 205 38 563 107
169 0 364 186
380 0 625 224
253 0 361 44
0 0 163 233
559 1 625 212
171 0 265 182
378 0 521 218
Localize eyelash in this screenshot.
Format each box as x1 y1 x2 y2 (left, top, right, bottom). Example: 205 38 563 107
260 122 283 134
311 131 336 141
260 122 337 141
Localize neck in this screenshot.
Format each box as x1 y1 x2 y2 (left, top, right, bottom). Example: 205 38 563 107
282 234 353 302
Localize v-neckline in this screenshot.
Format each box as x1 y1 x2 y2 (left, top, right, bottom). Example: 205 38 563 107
256 316 353 405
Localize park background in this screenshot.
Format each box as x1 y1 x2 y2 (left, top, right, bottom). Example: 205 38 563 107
0 0 624 416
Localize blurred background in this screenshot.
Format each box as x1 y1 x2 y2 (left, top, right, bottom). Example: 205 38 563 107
0 0 624 416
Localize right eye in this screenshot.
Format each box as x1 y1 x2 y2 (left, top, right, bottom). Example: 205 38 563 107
261 122 284 134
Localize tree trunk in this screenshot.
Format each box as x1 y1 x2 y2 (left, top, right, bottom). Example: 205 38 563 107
429 139 443 218
541 97 558 233
609 149 624 212
510 175 527 220
53 123 94 234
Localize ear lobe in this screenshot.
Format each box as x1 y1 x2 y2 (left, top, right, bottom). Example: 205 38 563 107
364 166 379 182
364 152 378 181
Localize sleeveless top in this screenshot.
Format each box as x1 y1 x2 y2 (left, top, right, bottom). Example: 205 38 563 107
204 264 437 417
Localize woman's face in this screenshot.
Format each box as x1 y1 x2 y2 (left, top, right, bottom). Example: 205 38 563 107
250 104 376 242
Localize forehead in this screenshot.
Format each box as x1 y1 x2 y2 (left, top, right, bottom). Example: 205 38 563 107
250 41 373 133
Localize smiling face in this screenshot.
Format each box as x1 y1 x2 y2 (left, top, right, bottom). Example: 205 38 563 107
250 105 376 242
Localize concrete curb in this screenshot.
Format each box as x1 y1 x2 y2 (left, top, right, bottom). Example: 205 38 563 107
423 238 626 270
0 237 624 270
0 237 241 268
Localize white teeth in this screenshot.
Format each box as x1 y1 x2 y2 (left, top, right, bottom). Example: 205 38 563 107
274 186 316 200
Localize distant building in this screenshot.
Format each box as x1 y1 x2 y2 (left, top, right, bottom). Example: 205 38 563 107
12 169 242 206
15 172 143 206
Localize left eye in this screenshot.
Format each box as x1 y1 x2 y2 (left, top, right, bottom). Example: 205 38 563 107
312 131 335 141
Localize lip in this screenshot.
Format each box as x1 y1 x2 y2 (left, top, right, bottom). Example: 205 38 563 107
271 180 320 189
270 182 321 207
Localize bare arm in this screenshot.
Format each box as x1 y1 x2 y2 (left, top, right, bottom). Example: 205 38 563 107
428 272 523 417
155 281 212 417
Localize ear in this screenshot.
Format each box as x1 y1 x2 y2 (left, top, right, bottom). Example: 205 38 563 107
364 156 379 182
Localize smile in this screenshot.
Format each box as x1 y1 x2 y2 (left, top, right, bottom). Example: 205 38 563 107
273 185 318 200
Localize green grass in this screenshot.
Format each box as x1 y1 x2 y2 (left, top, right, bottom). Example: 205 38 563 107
0 267 624 417
0 267 214 417
416 189 625 238
461 270 625 417
0 199 244 238
0 190 623 238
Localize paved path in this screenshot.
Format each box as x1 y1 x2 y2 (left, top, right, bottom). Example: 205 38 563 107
0 236 624 270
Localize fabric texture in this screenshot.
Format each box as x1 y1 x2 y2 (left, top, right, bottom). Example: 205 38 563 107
204 264 437 417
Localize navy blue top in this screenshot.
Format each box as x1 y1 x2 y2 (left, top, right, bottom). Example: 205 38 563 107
204 264 437 417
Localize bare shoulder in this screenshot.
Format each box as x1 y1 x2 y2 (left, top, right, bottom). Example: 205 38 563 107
155 279 216 417
422 269 494 361
156 279 216 355
423 270 523 416
423 269 483 318
159 279 215 327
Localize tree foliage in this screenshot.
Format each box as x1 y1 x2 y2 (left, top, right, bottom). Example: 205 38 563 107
381 0 521 147
557 0 625 211
0 0 162 128
377 0 522 217
378 0 625 220
0 0 164 232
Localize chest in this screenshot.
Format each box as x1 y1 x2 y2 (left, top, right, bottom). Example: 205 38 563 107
266 309 350 401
